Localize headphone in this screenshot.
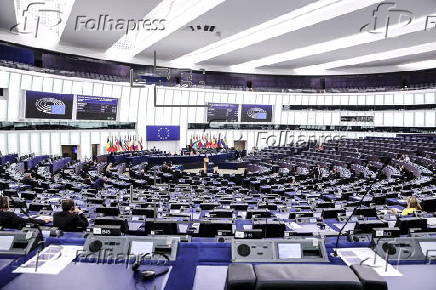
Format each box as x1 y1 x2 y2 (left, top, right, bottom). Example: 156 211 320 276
132 252 170 281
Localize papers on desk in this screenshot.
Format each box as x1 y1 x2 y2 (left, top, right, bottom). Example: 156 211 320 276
31 215 53 221
333 223 356 232
14 245 83 275
426 217 436 227
287 222 302 229
335 248 402 277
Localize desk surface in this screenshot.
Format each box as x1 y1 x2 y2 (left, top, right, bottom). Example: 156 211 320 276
1 241 436 290
2 263 171 290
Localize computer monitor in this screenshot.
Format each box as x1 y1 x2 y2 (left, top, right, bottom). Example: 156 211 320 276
94 217 128 233
353 220 388 234
253 220 285 238
146 220 178 235
246 209 272 219
316 202 335 209
28 203 52 212
421 197 436 213
95 207 120 216
131 208 155 218
289 211 313 219
354 207 377 217
321 208 346 219
396 217 427 235
198 221 233 237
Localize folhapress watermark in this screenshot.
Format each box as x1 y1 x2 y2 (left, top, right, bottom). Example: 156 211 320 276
9 2 166 38
74 15 166 35
360 2 413 38
9 2 62 38
255 131 346 147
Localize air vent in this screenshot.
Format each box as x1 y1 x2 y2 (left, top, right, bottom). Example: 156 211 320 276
186 25 216 32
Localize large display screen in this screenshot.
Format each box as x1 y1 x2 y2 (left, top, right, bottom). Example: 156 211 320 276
25 90 73 119
76 95 118 120
241 104 272 122
146 126 180 141
207 103 239 122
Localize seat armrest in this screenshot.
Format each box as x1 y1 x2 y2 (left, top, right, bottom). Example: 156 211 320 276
350 264 387 290
226 263 256 290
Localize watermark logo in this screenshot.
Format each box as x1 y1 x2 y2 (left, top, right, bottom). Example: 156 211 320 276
9 2 62 38
75 15 166 35
360 2 413 38
425 15 436 31
255 131 346 148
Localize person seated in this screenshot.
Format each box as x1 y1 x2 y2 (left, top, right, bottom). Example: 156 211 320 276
401 196 422 216
21 172 34 185
0 196 50 229
53 199 89 232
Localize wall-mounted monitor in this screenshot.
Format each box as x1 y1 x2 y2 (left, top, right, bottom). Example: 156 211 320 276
241 104 272 122
207 103 239 122
25 90 73 119
76 95 118 120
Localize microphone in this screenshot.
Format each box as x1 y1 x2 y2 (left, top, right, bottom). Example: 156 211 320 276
334 184 376 252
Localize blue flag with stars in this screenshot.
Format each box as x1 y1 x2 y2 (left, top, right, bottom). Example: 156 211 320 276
146 126 180 141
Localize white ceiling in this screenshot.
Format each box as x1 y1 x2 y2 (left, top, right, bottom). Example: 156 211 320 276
1 0 436 75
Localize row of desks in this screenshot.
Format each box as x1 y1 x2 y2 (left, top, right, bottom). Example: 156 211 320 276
1 232 436 290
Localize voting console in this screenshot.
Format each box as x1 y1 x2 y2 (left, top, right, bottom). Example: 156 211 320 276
231 238 329 263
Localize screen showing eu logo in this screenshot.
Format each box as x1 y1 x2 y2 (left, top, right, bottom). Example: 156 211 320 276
25 91 73 119
146 126 180 141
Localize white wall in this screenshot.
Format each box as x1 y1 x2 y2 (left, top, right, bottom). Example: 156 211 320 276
0 66 435 158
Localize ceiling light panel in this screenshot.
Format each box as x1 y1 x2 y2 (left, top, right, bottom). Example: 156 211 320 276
232 16 433 71
106 0 226 61
293 42 436 74
171 0 381 67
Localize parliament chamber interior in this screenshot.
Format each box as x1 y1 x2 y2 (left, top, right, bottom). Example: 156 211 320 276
1 0 436 289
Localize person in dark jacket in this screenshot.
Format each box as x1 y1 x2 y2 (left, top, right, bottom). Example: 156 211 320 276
53 199 89 232
0 196 49 229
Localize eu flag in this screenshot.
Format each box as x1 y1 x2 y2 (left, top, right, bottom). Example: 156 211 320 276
146 126 180 141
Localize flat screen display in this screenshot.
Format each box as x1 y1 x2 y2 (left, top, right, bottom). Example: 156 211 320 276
419 242 436 256
25 90 73 119
207 103 239 122
277 243 302 259
130 241 153 256
76 95 118 120
241 104 272 122
0 236 14 251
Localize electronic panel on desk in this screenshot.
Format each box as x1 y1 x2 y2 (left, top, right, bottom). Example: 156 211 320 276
81 235 181 261
374 236 436 261
76 95 118 120
232 238 328 263
0 229 41 256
